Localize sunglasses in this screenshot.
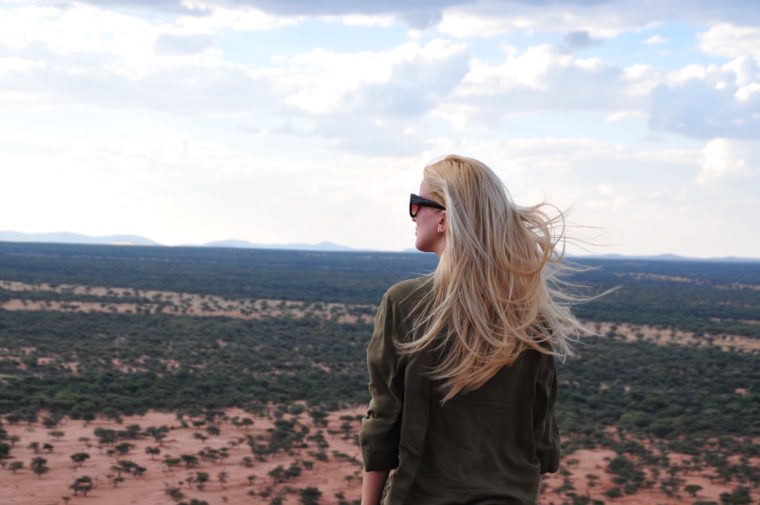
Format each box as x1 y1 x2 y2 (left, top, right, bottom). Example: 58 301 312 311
409 193 446 218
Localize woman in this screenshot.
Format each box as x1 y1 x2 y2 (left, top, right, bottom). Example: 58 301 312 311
359 155 586 504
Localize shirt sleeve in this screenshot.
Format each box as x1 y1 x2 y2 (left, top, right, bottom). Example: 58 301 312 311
359 292 404 471
534 353 560 474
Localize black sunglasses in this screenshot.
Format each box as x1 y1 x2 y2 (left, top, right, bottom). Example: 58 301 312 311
410 193 446 218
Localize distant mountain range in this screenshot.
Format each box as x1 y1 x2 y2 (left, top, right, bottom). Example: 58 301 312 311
0 231 351 252
0 231 161 246
1 231 757 261
203 239 353 252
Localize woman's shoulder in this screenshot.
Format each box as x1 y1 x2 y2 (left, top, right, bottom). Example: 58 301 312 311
384 275 432 305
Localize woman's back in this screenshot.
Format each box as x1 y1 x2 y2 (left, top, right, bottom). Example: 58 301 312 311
361 277 559 504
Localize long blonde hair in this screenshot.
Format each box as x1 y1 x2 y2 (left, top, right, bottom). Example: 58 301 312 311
398 155 588 403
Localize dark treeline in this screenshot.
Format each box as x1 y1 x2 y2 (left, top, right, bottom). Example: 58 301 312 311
0 242 438 305
2 242 760 337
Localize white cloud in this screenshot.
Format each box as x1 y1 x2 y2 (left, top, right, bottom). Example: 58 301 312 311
698 23 760 58
176 6 300 33
437 10 531 38
436 1 661 39
458 44 559 94
605 110 647 122
326 13 397 28
443 44 648 125
643 35 668 45
279 38 467 115
587 183 631 210
696 138 756 184
0 56 46 74
650 56 760 139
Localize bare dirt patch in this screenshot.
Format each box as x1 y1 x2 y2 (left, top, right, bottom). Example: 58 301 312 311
0 279 376 325
586 321 759 353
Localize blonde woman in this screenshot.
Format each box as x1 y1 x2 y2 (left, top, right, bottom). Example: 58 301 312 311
360 155 585 504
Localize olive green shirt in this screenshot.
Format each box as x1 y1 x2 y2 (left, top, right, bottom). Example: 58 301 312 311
359 276 560 505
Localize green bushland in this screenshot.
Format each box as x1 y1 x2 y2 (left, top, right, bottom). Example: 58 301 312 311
0 242 758 465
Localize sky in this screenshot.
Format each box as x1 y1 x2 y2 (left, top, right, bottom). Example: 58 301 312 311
0 1 758 258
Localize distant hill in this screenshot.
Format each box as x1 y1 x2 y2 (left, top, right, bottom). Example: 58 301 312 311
575 253 760 263
1 231 756 260
203 239 353 252
0 231 353 252
0 231 159 246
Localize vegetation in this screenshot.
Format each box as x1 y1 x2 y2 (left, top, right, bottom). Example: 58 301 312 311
0 241 758 502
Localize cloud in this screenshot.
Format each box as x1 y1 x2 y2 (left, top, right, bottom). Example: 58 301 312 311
698 23 760 58
275 39 468 116
0 56 46 74
65 0 760 34
154 33 214 55
237 39 470 155
696 138 757 184
436 0 760 39
561 30 600 51
649 56 760 139
445 44 648 127
643 35 667 45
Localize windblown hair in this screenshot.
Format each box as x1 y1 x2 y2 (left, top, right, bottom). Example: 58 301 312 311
398 154 589 404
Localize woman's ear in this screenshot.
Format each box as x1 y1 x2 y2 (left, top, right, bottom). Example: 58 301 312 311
437 211 446 233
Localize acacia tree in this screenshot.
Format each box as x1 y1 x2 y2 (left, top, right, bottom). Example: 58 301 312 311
114 442 134 455
181 454 199 468
299 487 322 505
163 456 181 471
165 487 185 503
30 457 48 478
195 471 209 490
70 476 94 496
71 452 90 468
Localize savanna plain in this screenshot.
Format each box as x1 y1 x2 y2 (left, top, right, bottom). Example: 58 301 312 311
0 242 757 505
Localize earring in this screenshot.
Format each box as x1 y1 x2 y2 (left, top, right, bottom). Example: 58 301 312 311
437 225 443 233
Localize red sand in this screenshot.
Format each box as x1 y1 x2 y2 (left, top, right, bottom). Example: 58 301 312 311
1 408 365 505
4 410 757 505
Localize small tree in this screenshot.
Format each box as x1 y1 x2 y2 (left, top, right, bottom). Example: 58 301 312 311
685 484 703 497
71 452 90 468
145 446 161 459
70 476 94 496
299 486 322 505
30 457 48 478
268 465 284 485
163 456 181 471
165 486 185 502
114 442 133 455
195 471 210 490
181 454 199 468
9 461 23 473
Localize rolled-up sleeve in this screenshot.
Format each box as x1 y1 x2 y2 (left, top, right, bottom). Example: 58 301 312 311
359 292 404 471
534 354 560 473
